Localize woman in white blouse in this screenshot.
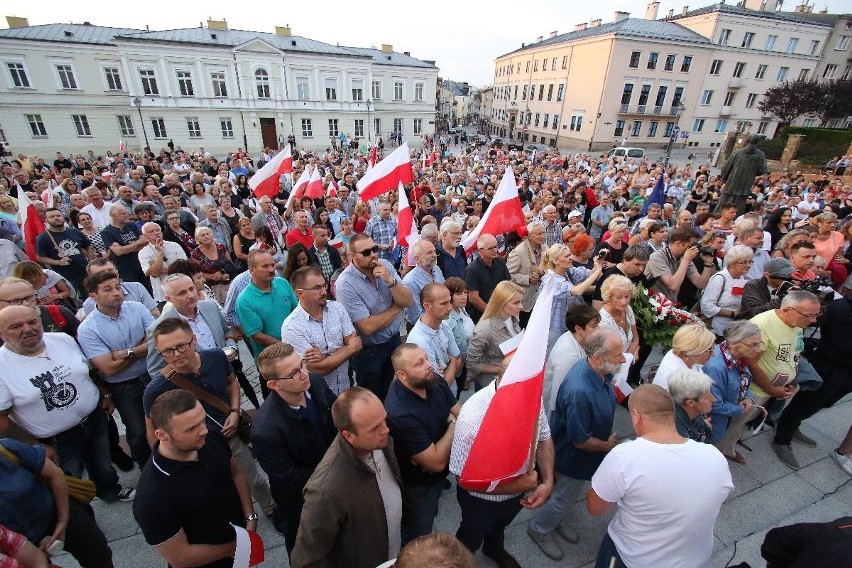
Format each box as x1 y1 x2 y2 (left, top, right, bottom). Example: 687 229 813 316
597 275 640 361
466 281 524 390
653 323 716 390
703 244 753 336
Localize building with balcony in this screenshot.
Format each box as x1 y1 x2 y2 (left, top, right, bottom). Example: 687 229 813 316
0 17 438 155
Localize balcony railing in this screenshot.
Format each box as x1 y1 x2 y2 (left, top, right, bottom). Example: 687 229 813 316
729 78 743 89
617 104 680 116
720 105 733 116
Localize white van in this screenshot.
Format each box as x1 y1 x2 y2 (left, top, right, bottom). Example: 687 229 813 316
607 147 645 162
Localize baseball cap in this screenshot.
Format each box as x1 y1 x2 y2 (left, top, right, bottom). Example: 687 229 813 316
765 258 794 278
567 210 582 219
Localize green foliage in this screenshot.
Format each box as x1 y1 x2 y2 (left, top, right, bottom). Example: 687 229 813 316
756 127 852 166
758 79 852 128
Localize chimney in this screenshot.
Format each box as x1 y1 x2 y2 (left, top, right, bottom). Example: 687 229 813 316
206 18 228 30
575 22 588 31
614 11 630 23
793 3 812 12
646 1 660 20
667 8 674 18
536 35 543 42
681 6 689 16
5 15 29 28
549 30 558 38
403 51 410 56
275 25 291 36
381 44 393 53
590 18 602 27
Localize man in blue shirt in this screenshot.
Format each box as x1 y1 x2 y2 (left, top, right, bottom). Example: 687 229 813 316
527 329 623 561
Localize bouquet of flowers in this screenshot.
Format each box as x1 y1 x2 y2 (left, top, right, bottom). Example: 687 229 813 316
631 283 703 349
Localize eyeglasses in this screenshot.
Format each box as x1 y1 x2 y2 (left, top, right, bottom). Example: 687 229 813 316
740 340 765 350
353 245 379 257
790 307 822 320
272 361 308 381
480 245 498 251
0 294 36 305
298 284 326 292
158 340 194 357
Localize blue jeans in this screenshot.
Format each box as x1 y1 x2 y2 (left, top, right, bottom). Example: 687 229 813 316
50 407 121 501
401 478 445 544
106 376 150 469
353 334 400 401
595 532 627 568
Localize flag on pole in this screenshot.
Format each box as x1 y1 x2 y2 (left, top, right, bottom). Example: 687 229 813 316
119 140 126 152
639 172 666 217
18 191 45 262
459 277 557 492
304 167 324 199
285 166 311 207
357 143 413 201
459 166 527 253
396 182 416 248
367 142 378 171
249 146 292 199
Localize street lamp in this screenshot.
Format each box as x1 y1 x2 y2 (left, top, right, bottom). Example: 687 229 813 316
132 97 150 151
366 99 372 143
664 102 687 169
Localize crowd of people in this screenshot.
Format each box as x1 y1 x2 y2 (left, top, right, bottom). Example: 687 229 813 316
0 137 851 568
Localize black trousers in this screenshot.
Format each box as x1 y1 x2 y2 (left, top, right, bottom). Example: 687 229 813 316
455 486 522 554
59 498 114 568
774 359 851 446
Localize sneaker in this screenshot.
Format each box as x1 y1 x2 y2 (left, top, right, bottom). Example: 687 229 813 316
771 443 800 470
832 450 852 476
554 519 580 544
117 486 136 502
792 429 818 448
527 525 564 560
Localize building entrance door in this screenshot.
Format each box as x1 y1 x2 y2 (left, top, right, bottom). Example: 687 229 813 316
259 118 277 150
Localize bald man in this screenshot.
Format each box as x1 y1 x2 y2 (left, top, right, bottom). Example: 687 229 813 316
101 203 151 293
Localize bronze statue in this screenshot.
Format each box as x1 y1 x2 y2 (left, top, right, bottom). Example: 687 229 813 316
717 135 768 215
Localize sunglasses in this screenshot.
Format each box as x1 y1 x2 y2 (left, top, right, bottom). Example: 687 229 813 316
354 245 379 257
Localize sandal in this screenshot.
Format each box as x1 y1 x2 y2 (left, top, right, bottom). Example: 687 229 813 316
725 451 747 465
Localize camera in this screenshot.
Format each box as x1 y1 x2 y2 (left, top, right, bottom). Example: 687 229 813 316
794 277 835 302
692 244 717 256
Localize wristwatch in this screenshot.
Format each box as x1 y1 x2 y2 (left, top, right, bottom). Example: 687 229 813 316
387 280 398 289
245 513 259 522
126 348 136 359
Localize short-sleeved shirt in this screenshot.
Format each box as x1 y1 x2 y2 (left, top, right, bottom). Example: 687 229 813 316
100 222 146 281
406 319 459 378
364 216 398 262
143 349 233 428
133 431 244 568
35 228 89 282
280 302 356 395
464 257 511 323
590 205 614 239
77 301 154 382
402 265 445 325
436 243 468 280
384 378 455 486
0 439 54 543
749 309 802 398
593 266 650 303
81 281 157 316
552 357 616 480
138 241 188 301
335 260 403 346
645 248 699 301
235 277 298 358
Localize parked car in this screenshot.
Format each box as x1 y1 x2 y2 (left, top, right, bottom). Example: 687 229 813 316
607 146 645 162
525 143 550 153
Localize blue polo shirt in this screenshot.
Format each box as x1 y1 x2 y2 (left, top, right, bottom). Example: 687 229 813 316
335 260 402 345
77 300 155 382
235 277 298 358
0 438 54 543
552 358 616 480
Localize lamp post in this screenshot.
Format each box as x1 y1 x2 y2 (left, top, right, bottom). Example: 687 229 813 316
366 99 372 143
132 97 150 151
664 102 686 169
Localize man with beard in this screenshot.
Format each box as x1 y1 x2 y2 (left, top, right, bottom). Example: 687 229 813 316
35 208 92 298
527 329 623 561
402 240 445 327
436 220 467 279
385 343 460 543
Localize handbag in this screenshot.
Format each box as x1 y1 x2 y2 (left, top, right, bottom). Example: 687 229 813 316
161 364 257 444
0 444 96 504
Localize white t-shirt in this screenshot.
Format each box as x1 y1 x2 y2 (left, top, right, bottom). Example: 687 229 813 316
0 333 99 437
652 350 695 391
138 241 188 301
592 437 734 568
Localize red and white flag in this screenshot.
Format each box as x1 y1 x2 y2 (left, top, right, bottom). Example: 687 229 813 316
18 191 45 262
396 182 416 248
367 144 378 171
249 146 292 199
329 236 344 250
285 166 311 207
118 140 126 152
231 524 264 568
304 166 324 199
357 143 413 201
459 166 526 253
459 277 556 492
425 150 437 167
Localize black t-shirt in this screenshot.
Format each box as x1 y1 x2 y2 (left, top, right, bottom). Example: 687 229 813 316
593 265 650 303
464 257 511 323
133 431 243 568
35 228 89 282
99 222 147 284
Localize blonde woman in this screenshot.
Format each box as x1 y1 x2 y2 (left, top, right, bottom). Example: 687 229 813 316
466 281 524 390
539 243 602 352
653 323 716 390
598 274 639 361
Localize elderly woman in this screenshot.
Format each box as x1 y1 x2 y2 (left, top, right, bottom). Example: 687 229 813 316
667 369 715 442
701 244 753 336
466 281 524 390
812 211 846 284
544 303 601 416
598 275 639 361
653 323 716 390
596 218 628 267
703 320 764 464
189 226 234 304
772 228 810 259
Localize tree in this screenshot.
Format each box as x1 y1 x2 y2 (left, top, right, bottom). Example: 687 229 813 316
758 80 822 127
812 79 852 127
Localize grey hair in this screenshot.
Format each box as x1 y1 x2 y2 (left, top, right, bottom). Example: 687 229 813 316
440 219 461 234
542 204 556 214
420 223 439 238
781 289 820 308
527 220 544 234
725 244 754 265
109 203 126 215
668 369 713 405
724 320 762 345
476 233 496 249
585 328 619 358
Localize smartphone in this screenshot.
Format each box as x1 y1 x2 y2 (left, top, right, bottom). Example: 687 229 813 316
772 373 790 387
596 249 609 261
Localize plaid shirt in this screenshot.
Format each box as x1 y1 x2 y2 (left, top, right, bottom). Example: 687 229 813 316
364 215 397 261
543 220 562 249
315 248 334 281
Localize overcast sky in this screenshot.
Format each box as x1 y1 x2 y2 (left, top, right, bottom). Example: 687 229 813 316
10 0 849 86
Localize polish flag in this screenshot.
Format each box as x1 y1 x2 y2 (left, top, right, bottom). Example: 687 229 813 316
425 150 437 167
357 143 413 201
396 182 416 248
460 166 526 253
18 191 45 262
459 276 556 492
329 236 344 250
327 179 338 197
249 146 292 199
304 167 324 199
285 166 311 207
367 144 378 171
231 524 264 567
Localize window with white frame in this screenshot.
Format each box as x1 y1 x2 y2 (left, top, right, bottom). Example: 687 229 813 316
631 120 642 137
393 118 403 134
186 117 201 138
562 56 568 69
823 64 838 79
374 118 381 137
6 62 30 88
798 68 810 80
301 118 313 137
648 121 659 137
664 122 675 137
176 70 194 97
664 54 676 71
104 67 123 91
117 115 134 136
802 118 816 128
755 64 768 79
693 118 704 132
733 62 746 78
628 51 640 68
211 72 227 97
255 69 270 99
756 121 768 135
786 38 799 54
534 113 540 127
414 118 422 135
836 36 849 50
151 118 167 138
328 119 339 137
614 120 625 137
809 40 820 55
371 80 381 100
296 77 310 100
542 58 547 71
72 115 91 137
393 81 403 101
719 29 731 46
354 119 364 137
552 115 559 129
547 84 553 101
351 79 364 102
745 93 758 108
647 52 658 70
55 64 78 89
543 114 549 128
414 82 424 102
723 92 735 106
700 90 713 105
556 83 564 101
324 77 337 101
765 35 777 50
680 56 693 72
25 114 47 137
710 60 723 75
843 65 851 80
220 118 234 138
570 115 583 131
776 67 789 81
714 119 727 133
741 32 754 48
140 69 159 95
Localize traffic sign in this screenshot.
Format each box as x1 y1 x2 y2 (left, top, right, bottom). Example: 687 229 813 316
680 131 690 139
